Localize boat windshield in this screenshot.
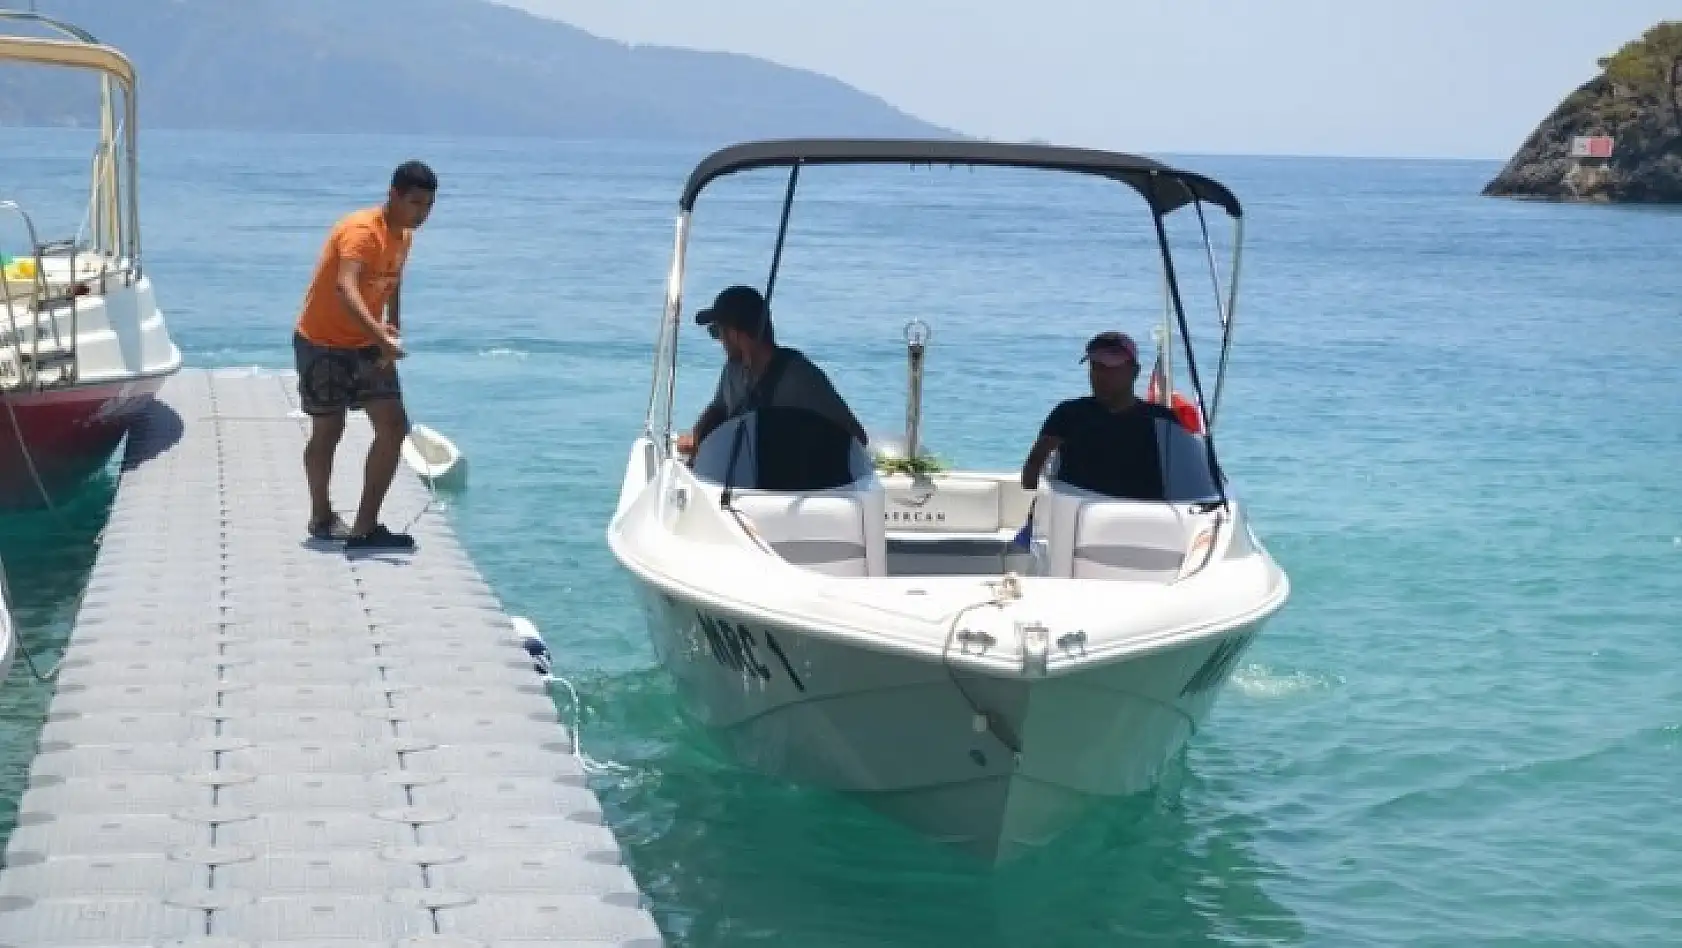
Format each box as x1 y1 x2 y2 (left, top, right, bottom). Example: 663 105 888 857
1158 422 1224 503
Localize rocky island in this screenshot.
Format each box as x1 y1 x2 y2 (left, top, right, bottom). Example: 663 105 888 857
1483 22 1682 203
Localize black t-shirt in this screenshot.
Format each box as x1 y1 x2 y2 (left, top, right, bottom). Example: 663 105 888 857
1039 396 1177 500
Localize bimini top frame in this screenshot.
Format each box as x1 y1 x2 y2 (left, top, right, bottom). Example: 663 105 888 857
0 10 143 275
679 139 1243 218
647 138 1247 509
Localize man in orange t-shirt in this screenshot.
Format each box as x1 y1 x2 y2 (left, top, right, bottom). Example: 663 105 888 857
293 160 437 550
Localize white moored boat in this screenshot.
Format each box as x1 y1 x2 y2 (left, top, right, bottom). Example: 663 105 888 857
607 139 1291 863
0 10 182 511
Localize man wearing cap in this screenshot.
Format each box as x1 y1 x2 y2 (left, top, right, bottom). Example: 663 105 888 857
675 284 867 460
1019 331 1178 500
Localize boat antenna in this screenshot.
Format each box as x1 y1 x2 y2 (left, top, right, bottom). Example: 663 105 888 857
903 320 929 463
1146 181 1228 513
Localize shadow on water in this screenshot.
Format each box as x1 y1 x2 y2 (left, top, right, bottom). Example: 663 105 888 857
0 465 119 849
579 668 1304 948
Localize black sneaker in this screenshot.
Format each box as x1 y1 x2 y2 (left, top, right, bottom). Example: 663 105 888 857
344 524 415 551
308 513 351 541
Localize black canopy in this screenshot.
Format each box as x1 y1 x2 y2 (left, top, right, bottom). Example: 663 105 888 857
679 138 1242 218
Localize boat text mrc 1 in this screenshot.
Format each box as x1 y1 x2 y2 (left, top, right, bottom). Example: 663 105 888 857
606 138 1292 863
0 10 182 511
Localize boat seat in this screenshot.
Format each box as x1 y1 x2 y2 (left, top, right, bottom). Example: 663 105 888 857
692 410 886 577
1031 479 1194 582
882 475 1002 532
730 489 885 577
1027 417 1226 582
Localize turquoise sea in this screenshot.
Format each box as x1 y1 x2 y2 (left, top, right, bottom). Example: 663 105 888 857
2 129 1679 947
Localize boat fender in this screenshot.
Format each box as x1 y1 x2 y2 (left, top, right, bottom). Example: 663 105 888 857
1171 392 1204 434
511 615 552 676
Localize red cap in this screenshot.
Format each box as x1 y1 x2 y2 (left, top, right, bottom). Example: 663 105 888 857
1080 331 1138 368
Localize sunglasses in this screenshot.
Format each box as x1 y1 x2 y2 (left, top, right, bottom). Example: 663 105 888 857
706 323 722 339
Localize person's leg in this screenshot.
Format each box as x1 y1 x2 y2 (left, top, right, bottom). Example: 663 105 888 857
294 333 354 538
305 411 347 530
346 354 414 548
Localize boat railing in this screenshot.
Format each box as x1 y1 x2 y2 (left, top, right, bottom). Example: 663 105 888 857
0 200 84 393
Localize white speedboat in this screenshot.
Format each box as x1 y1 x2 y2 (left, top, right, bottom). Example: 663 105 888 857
607 139 1290 863
0 11 182 510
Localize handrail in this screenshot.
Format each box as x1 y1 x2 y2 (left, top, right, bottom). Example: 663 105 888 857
0 9 100 45
0 198 110 391
0 200 49 391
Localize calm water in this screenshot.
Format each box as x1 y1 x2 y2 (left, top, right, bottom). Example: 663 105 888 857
2 129 1680 947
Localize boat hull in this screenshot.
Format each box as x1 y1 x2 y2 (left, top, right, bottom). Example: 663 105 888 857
630 580 1267 863
0 375 167 509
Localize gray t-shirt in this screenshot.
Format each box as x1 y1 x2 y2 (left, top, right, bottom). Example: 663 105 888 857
712 346 857 438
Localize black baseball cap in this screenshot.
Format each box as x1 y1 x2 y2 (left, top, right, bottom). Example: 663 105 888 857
695 284 771 336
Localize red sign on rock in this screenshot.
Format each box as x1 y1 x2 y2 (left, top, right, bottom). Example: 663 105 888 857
1570 136 1615 159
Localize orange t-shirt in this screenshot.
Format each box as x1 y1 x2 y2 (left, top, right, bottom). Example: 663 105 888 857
294 206 412 349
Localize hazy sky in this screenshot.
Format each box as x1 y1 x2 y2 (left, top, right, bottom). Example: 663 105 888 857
502 0 1675 159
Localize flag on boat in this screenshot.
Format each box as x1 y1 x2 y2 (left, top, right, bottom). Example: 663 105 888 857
1143 347 1206 434
1145 348 1167 405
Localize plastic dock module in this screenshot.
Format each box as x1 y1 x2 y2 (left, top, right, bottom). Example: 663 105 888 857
0 368 665 947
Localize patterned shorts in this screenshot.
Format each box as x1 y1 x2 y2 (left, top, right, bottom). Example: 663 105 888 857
292 332 402 416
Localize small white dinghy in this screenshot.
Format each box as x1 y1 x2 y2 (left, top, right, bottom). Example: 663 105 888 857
402 423 467 490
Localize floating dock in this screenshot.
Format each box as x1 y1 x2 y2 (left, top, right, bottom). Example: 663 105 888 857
0 368 664 947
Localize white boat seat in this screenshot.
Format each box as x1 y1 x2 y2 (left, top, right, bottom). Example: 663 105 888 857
694 412 886 577
730 490 883 577
1032 480 1195 582
1026 418 1226 582
1069 499 1189 582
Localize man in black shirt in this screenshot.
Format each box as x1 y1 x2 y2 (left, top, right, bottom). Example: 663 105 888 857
1019 331 1178 501
676 284 867 456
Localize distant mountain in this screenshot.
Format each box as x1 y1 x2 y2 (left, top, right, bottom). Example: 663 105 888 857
0 0 955 142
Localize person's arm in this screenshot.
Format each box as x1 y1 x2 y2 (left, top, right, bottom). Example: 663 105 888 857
1020 434 1061 491
679 398 726 457
334 226 401 360
1020 404 1068 490
677 367 733 458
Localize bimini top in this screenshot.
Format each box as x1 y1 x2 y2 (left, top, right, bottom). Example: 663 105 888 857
0 32 135 90
679 138 1243 218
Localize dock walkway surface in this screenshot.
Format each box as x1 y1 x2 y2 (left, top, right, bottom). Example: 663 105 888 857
0 368 664 946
